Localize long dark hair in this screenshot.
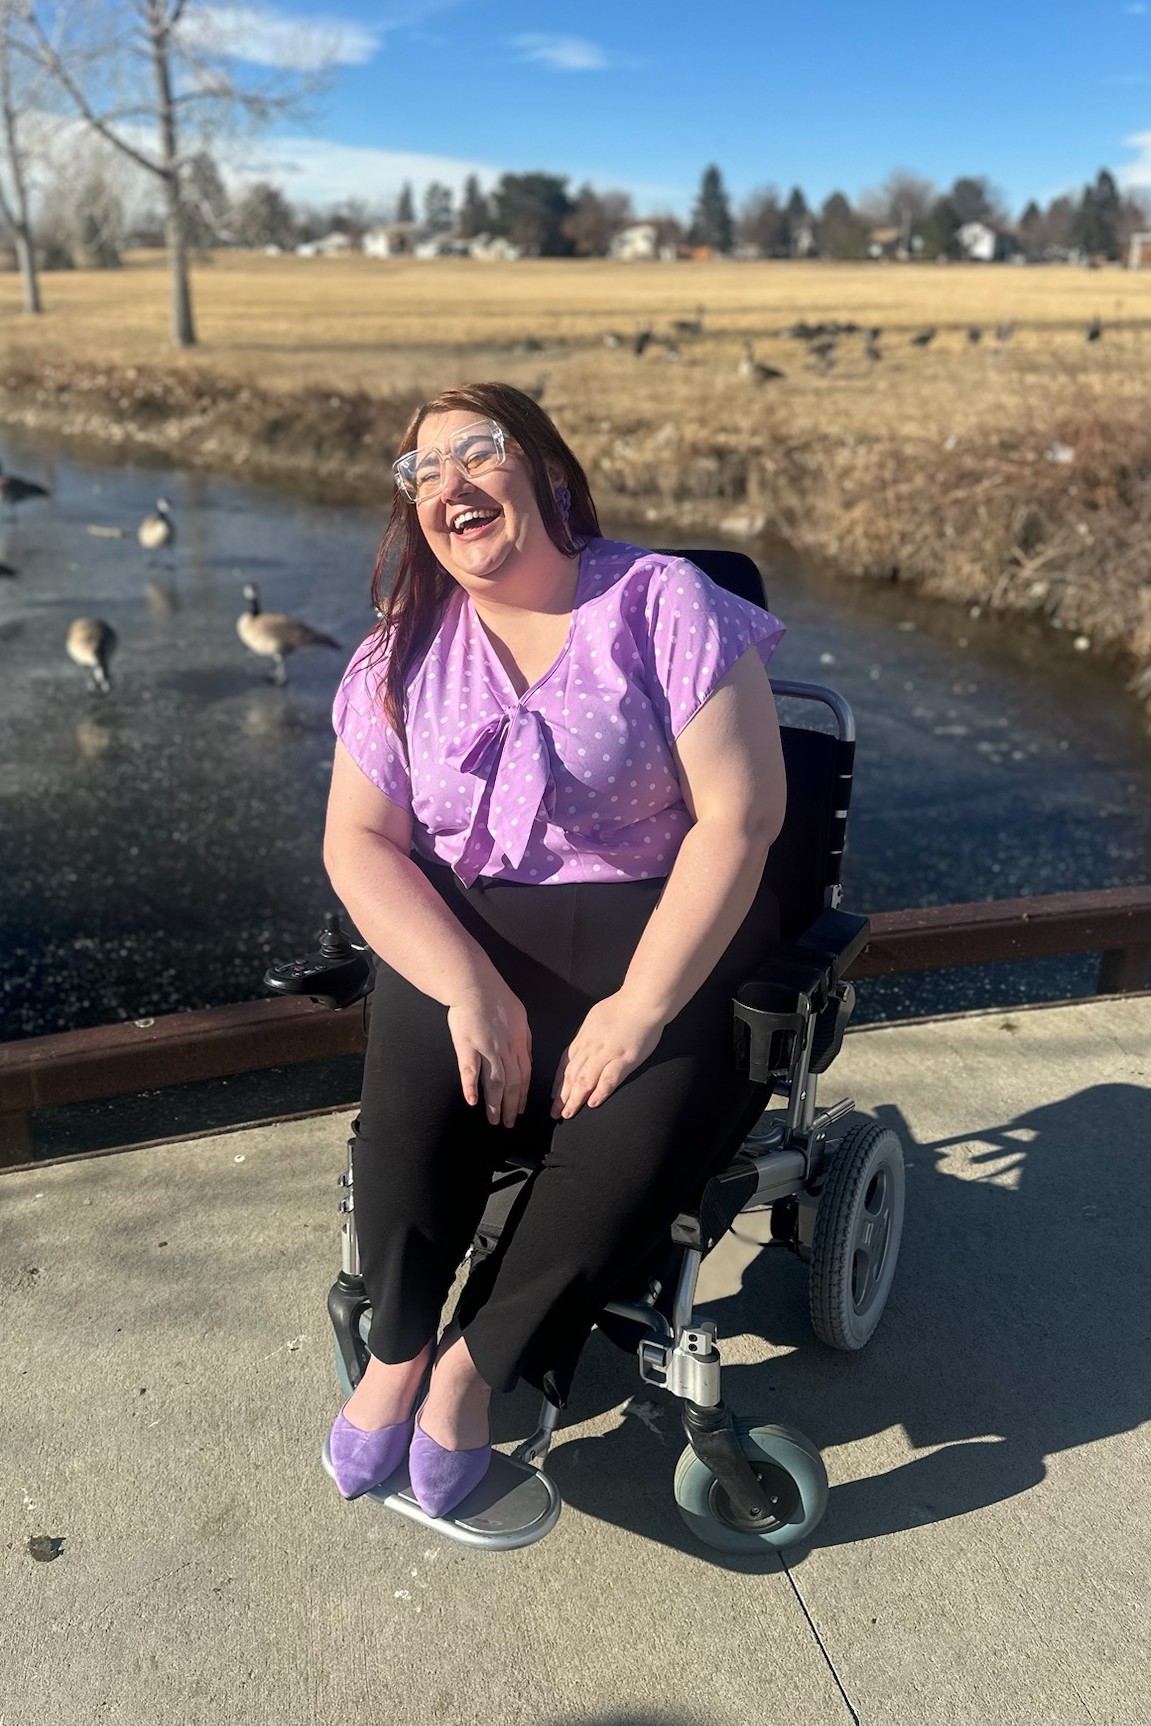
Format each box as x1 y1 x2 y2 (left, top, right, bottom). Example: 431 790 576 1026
366 382 601 750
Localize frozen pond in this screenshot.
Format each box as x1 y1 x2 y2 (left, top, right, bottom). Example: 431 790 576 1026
2 430 1149 1046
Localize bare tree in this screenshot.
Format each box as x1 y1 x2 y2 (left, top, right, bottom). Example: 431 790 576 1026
0 0 47 310
23 0 334 346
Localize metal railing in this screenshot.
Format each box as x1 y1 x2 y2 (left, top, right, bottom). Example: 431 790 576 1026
2 885 1149 1164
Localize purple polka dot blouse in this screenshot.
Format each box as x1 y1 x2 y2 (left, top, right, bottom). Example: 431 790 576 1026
333 538 785 887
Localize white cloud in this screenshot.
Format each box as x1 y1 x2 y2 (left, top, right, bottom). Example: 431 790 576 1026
226 136 501 207
510 34 610 71
1119 129 1151 184
177 5 383 70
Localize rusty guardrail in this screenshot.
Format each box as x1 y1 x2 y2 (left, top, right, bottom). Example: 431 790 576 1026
2 886 1149 1163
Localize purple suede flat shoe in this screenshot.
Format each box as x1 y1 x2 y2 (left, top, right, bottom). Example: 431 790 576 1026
328 1408 416 1500
408 1403 492 1521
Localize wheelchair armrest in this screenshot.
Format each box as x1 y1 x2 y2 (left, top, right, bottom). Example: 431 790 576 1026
791 908 871 986
731 913 869 1083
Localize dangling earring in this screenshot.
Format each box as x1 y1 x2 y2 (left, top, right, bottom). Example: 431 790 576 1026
555 483 572 527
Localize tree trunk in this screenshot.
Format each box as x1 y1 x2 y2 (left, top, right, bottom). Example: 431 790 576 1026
147 1 195 348
163 173 195 347
13 224 41 312
0 9 41 313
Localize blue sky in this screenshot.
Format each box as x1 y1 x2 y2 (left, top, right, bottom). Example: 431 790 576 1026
214 0 1151 216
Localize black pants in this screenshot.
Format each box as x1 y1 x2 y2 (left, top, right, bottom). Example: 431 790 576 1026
353 854 780 1408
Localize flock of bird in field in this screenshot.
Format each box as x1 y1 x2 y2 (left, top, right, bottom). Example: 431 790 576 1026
0 466 340 694
571 307 1110 382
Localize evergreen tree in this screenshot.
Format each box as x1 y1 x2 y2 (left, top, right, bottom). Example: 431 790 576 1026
782 185 811 255
921 195 960 259
1018 199 1044 260
949 176 1001 227
423 181 453 232
1074 169 1121 258
396 181 415 223
689 164 734 253
490 172 573 255
458 174 489 238
817 191 868 259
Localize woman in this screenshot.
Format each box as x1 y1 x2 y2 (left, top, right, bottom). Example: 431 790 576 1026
323 382 787 1520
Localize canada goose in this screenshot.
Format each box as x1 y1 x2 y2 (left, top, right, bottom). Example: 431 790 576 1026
910 328 936 348
138 498 175 553
632 323 653 357
0 463 49 513
237 583 339 686
670 304 705 337
809 335 838 361
0 561 17 578
66 618 117 693
967 326 982 345
995 321 1015 344
1086 316 1102 343
737 341 785 385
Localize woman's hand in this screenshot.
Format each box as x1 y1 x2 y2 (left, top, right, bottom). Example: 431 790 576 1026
550 993 667 1120
447 980 532 1128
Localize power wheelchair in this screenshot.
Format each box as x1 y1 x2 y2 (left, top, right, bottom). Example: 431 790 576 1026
266 548 906 1554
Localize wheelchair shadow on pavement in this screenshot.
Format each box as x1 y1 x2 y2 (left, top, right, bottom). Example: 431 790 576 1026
539 1082 1151 1561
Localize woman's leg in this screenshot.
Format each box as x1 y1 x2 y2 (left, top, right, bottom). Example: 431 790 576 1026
345 945 550 1430
451 966 768 1409
437 872 780 1416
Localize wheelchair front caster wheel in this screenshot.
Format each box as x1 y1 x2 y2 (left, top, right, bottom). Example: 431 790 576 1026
674 1419 829 1552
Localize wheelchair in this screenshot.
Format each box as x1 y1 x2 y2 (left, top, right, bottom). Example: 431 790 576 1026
266 548 906 1554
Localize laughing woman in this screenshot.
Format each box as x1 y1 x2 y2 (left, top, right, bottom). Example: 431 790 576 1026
323 381 787 1520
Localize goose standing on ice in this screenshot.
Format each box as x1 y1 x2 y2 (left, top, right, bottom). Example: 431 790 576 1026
66 619 118 692
138 498 175 554
236 583 340 686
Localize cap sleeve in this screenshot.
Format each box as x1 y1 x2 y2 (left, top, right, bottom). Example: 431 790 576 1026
643 557 785 740
331 631 413 812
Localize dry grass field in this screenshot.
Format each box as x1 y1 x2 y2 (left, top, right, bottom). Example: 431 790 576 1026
3 252 1151 701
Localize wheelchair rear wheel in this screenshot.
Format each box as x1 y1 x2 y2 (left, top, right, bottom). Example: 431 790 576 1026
674 1419 828 1552
809 1119 905 1350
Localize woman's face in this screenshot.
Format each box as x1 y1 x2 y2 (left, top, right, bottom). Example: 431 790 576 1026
409 407 555 591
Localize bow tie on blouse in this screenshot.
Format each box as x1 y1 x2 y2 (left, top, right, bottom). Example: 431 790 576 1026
443 705 557 883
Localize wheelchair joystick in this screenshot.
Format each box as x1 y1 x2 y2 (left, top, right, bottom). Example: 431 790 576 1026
262 910 373 1009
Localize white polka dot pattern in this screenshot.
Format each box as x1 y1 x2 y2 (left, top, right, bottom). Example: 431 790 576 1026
332 539 785 886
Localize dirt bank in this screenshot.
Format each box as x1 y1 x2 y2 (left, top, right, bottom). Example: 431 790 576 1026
3 359 1150 720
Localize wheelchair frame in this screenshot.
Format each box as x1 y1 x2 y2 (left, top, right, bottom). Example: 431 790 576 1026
317 674 895 1549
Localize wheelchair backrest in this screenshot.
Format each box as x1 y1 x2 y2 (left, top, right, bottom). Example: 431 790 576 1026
672 548 857 943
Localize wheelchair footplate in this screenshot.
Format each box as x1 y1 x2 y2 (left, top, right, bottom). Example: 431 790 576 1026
320 1436 562 1550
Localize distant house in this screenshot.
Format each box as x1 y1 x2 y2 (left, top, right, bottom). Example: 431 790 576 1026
867 225 903 260
363 222 424 258
610 222 659 262
467 232 521 261
1127 232 1151 269
295 231 353 258
956 222 1017 262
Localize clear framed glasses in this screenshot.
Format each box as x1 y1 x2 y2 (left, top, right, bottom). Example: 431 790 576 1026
393 418 507 503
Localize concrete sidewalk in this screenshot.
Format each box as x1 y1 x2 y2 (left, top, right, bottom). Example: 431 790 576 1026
3 994 1149 1726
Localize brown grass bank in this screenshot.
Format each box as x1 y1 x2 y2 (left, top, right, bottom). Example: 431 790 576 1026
3 253 1151 716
